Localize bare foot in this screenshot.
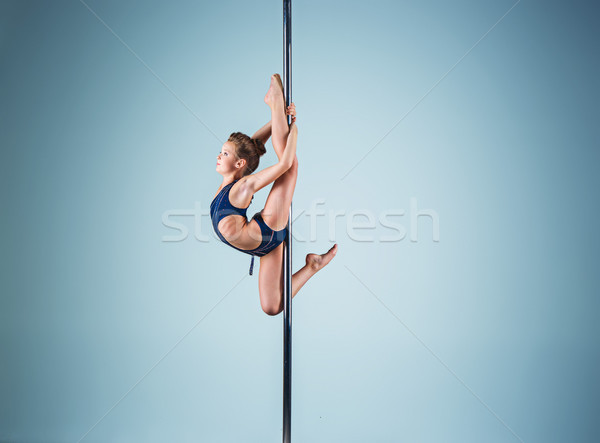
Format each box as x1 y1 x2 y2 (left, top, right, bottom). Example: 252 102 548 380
306 244 338 272
264 74 285 108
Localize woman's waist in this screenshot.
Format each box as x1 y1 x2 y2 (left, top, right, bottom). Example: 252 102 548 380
215 216 263 251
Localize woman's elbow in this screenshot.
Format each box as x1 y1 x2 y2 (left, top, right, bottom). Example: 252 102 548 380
279 158 293 172
283 156 298 174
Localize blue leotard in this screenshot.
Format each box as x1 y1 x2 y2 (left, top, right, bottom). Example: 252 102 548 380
210 180 287 274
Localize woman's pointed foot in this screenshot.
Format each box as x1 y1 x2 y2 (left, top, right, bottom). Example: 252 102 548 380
306 244 338 273
264 74 285 108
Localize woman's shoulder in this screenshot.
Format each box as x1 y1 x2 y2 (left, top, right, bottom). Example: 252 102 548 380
229 178 254 207
212 179 238 201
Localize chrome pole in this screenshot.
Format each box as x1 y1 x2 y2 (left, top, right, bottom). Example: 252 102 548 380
282 1 292 442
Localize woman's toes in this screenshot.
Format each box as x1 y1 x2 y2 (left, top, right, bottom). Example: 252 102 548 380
306 244 338 272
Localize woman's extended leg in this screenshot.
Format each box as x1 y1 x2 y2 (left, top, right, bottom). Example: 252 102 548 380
261 125 298 231
264 74 289 160
258 78 334 315
258 243 338 316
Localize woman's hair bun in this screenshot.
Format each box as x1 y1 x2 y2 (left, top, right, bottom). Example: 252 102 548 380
252 138 267 157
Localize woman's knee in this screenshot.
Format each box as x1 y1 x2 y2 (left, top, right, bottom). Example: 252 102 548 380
261 300 282 316
260 292 282 316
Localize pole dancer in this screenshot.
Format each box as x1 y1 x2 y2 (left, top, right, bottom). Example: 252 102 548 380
209 75 337 315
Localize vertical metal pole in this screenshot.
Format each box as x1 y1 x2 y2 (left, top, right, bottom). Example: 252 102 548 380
282 1 292 443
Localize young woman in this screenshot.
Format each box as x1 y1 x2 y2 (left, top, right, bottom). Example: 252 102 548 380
210 74 337 316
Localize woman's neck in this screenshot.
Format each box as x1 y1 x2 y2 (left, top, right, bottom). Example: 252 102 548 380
221 174 240 188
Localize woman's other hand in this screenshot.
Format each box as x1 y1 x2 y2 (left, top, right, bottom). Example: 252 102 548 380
286 102 296 123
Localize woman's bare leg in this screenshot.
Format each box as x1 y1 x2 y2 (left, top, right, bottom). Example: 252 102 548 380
259 75 332 315
261 127 298 231
258 243 338 316
264 74 289 160
261 75 297 232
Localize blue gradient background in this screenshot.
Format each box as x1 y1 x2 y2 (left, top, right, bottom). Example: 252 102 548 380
1 0 598 442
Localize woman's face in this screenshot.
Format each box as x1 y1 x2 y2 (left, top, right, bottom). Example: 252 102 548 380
216 142 243 174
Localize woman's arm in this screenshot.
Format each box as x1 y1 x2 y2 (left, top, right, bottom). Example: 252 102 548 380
251 103 296 145
252 121 272 145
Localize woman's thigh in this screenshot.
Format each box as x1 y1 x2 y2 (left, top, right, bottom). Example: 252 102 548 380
258 243 285 314
261 159 298 232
